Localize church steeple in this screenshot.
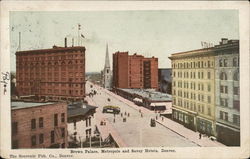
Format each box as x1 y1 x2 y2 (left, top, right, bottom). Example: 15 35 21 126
104 43 110 68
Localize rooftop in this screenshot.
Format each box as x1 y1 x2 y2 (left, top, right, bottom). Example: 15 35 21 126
68 102 97 118
11 101 55 110
16 46 85 55
118 88 172 101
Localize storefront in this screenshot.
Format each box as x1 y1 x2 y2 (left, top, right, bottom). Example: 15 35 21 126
216 123 240 146
197 117 214 136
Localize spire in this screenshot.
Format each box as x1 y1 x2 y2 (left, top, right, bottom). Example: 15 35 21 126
104 43 110 68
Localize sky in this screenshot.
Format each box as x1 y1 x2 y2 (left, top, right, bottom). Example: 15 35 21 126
10 10 239 72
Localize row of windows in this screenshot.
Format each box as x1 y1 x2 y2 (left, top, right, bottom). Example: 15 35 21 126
220 72 239 81
173 82 211 92
174 92 212 103
17 53 84 62
172 60 213 69
173 99 212 116
219 111 240 125
17 64 84 70
220 85 239 95
219 57 239 67
12 113 65 136
18 82 84 88
173 71 212 80
220 99 240 111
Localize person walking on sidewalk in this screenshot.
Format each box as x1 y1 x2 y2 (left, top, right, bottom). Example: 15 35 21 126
199 133 202 139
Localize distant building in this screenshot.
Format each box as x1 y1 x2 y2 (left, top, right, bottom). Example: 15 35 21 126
158 68 172 94
16 43 86 102
11 101 68 148
67 102 97 148
113 52 158 89
101 44 112 89
114 88 172 113
214 39 240 146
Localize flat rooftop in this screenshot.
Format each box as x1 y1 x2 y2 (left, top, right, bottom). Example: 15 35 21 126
68 102 97 118
11 101 55 110
118 88 172 101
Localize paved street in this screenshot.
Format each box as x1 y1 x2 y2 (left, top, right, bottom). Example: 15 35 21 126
85 81 198 147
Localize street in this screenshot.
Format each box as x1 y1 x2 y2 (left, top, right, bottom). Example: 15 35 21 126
85 81 198 147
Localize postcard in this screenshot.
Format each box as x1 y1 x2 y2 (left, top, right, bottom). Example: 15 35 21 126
0 1 249 159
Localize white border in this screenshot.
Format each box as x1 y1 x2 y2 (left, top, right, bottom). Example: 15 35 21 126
0 1 249 159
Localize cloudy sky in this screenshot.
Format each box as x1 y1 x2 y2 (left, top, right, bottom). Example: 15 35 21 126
10 10 239 72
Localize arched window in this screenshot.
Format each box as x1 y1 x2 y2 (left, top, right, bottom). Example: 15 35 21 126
233 72 239 81
220 72 227 80
233 58 237 67
219 59 223 67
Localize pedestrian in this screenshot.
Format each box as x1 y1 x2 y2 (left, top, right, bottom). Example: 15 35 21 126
125 112 127 116
162 116 164 121
156 115 158 120
128 113 130 117
139 109 141 113
113 118 115 123
121 113 123 117
199 133 202 139
141 113 143 118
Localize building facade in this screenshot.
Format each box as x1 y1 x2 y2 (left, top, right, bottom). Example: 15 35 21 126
67 102 97 148
11 101 68 148
113 52 158 89
102 44 112 89
169 48 216 136
214 39 240 146
16 45 86 102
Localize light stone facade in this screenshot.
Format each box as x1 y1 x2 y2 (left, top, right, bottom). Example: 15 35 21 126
169 49 216 136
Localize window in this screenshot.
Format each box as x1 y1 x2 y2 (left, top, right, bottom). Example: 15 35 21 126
207 84 211 92
51 131 55 143
224 59 228 67
233 72 239 81
225 112 228 121
86 118 88 127
220 72 227 80
207 72 211 79
208 107 211 116
220 85 228 94
220 98 228 107
31 119 36 130
233 101 240 111
234 87 239 95
39 117 43 128
207 96 211 103
219 59 223 67
220 111 223 119
208 61 210 67
39 134 44 144
233 114 240 125
12 122 18 135
233 58 237 67
54 114 58 127
31 135 36 146
61 113 65 123
61 128 65 138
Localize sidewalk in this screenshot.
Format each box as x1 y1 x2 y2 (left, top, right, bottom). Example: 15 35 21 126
155 117 225 147
86 96 128 147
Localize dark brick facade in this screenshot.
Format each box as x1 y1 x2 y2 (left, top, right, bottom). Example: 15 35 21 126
11 102 68 148
113 52 158 89
16 46 85 101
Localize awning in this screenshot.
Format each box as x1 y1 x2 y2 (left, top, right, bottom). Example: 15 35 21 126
133 98 143 102
150 102 167 107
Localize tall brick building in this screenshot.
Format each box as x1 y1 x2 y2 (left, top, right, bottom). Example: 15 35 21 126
11 102 68 148
113 52 158 89
16 45 85 101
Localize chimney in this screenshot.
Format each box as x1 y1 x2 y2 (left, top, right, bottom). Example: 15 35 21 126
72 38 74 47
64 37 67 47
221 38 228 45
